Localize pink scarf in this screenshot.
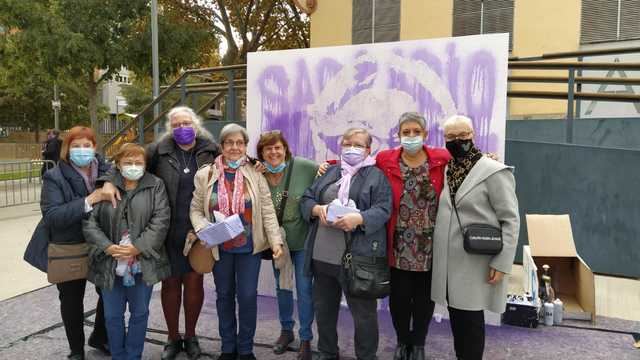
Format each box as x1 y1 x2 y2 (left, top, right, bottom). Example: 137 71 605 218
214 155 245 216
337 156 376 205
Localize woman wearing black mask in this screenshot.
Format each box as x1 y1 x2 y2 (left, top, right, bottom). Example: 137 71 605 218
431 115 520 360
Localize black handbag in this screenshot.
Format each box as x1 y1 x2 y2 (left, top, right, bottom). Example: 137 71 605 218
261 159 294 260
342 232 390 299
449 187 503 255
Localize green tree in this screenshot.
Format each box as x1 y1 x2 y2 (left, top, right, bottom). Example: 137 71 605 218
0 0 218 139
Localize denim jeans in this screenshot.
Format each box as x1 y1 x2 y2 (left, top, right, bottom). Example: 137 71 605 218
272 249 314 341
213 250 262 355
102 274 153 360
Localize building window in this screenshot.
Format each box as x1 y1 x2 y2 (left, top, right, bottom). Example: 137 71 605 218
352 0 400 44
581 0 640 44
452 0 514 49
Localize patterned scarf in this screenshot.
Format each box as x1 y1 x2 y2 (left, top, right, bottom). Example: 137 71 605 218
446 146 483 197
337 155 376 205
214 155 245 216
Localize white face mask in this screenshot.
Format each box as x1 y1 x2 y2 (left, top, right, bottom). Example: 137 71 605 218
121 165 145 181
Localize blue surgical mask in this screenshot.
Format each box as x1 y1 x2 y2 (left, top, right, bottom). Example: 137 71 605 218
264 161 287 174
69 147 95 167
226 159 242 169
121 165 145 181
400 136 424 154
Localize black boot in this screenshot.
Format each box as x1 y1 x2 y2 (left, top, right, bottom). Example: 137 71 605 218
409 346 425 360
393 343 410 360
273 329 295 354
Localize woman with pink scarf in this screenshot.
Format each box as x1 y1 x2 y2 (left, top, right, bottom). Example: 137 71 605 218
300 128 392 360
189 124 285 360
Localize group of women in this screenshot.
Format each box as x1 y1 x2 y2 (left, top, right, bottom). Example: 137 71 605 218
40 105 518 360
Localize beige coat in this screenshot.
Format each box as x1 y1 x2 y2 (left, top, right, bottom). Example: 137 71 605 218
431 156 520 314
188 162 293 290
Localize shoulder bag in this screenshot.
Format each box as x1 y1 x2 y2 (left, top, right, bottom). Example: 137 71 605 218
342 232 390 299
261 158 294 260
449 185 503 255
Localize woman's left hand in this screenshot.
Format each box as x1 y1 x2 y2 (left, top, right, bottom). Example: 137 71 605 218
487 267 505 284
271 244 284 259
333 213 364 232
254 161 266 174
112 244 141 259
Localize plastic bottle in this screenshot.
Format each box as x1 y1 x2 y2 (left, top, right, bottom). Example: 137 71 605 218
553 298 564 324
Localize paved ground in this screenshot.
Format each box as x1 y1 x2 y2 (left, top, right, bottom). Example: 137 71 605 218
0 275 638 360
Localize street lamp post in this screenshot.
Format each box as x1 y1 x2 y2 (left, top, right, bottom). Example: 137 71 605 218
151 0 161 139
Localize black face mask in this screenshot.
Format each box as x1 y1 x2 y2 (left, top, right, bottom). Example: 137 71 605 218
446 139 474 159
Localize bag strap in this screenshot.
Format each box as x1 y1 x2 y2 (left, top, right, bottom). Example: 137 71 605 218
276 158 295 225
448 182 465 232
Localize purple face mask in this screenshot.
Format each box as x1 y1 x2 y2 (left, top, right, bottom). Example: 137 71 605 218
173 126 196 145
341 147 367 166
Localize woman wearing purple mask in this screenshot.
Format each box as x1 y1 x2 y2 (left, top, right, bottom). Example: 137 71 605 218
300 128 392 360
101 106 220 359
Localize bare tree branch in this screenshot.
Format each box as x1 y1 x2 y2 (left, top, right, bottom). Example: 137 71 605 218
247 1 276 51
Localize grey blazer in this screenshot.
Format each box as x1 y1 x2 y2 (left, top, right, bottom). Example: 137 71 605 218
431 156 520 313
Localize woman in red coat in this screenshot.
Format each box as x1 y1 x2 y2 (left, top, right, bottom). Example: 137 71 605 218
375 112 450 360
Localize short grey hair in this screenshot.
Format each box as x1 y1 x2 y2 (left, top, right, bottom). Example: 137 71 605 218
443 115 474 133
342 127 372 147
219 123 249 145
163 106 213 140
398 112 426 131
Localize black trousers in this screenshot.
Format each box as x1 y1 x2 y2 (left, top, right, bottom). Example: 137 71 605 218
389 268 435 346
448 307 485 360
313 265 379 360
56 279 108 355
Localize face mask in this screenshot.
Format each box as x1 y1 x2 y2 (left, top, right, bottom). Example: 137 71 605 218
400 136 423 154
264 161 287 174
446 139 474 159
69 147 95 167
173 126 196 145
121 165 145 181
226 158 244 169
341 147 367 166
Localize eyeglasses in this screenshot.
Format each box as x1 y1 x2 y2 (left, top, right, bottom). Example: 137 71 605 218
223 140 246 147
341 142 368 150
444 131 473 141
171 121 193 129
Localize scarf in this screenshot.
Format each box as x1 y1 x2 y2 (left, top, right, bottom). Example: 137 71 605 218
71 158 98 193
214 155 245 216
446 146 483 197
336 155 376 205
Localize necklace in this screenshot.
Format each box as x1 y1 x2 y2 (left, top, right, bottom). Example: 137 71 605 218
179 148 195 174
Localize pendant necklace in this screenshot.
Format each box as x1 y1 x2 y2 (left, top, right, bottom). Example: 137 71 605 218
180 148 194 174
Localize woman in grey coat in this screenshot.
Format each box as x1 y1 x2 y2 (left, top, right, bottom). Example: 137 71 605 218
84 143 171 360
431 115 520 360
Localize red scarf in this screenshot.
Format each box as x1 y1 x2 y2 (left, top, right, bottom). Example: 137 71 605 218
214 155 245 216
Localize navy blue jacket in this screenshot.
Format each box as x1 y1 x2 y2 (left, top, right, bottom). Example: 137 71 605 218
300 164 392 276
41 156 111 244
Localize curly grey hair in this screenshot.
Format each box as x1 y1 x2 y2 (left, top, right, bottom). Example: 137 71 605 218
162 106 213 141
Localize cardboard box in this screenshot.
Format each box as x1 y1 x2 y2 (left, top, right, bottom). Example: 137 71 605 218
525 214 596 323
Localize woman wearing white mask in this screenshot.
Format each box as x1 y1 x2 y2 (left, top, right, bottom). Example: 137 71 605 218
83 143 171 360
40 126 111 359
375 112 450 360
189 123 285 360
101 106 220 360
300 128 392 360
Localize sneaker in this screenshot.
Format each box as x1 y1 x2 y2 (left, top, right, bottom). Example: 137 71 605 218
161 339 183 360
184 336 202 359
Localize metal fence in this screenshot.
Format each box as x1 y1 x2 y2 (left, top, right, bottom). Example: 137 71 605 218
0 160 54 208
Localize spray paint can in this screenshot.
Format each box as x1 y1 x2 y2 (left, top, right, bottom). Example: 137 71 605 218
543 302 554 326
553 298 564 324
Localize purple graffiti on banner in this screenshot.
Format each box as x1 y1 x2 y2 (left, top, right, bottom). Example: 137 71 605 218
289 59 315 158
257 65 290 133
464 49 497 153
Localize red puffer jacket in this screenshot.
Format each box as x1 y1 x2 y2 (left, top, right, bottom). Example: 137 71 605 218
375 145 450 267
